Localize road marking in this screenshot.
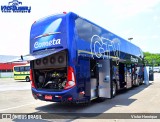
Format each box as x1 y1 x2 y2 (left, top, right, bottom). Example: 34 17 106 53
0 103 36 112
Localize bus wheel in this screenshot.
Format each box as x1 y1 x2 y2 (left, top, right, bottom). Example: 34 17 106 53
26 76 30 82
112 82 117 97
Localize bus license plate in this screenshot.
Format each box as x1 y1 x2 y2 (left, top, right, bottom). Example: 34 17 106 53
45 95 52 100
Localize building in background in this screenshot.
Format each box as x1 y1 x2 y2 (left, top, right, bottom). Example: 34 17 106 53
0 55 26 78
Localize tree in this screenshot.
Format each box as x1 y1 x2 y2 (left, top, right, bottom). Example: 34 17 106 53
144 52 160 66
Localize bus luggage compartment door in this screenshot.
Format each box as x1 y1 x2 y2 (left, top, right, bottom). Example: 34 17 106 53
98 59 111 98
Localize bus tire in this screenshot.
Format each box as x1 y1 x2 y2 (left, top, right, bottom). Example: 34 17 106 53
26 76 30 82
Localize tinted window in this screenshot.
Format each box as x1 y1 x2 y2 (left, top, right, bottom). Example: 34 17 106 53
75 18 101 42
20 67 25 72
25 66 30 71
14 67 19 72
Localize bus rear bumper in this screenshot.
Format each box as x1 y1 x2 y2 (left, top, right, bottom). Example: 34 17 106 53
31 87 86 103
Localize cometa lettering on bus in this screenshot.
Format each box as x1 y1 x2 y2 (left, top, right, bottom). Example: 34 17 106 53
34 38 61 49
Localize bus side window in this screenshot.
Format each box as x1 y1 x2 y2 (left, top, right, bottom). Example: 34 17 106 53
25 66 30 71
14 67 19 72
20 67 25 72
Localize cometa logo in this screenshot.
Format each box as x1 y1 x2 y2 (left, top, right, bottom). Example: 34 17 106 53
34 38 61 49
1 0 31 13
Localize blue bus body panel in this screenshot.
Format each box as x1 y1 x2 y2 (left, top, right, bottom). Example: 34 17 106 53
30 14 67 53
73 13 143 62
32 87 79 102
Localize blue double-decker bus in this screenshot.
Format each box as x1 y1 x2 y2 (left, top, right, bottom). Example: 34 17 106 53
19 12 144 103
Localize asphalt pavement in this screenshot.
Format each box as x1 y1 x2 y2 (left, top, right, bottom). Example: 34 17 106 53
0 73 160 122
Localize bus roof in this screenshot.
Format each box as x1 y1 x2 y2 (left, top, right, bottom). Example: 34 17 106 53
13 64 30 68
69 12 143 60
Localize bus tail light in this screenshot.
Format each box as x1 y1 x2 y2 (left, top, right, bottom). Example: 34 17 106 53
64 66 76 89
67 97 73 101
30 69 36 88
55 95 62 99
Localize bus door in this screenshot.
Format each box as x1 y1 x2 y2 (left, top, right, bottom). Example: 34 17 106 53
125 64 132 88
77 58 91 99
98 59 111 98
90 59 98 100
119 63 125 88
111 62 125 90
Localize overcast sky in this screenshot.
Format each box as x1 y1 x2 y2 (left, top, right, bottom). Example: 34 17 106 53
0 0 160 56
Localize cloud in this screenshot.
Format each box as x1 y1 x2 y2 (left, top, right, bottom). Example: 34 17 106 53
153 15 160 22
151 35 160 39
103 0 160 19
